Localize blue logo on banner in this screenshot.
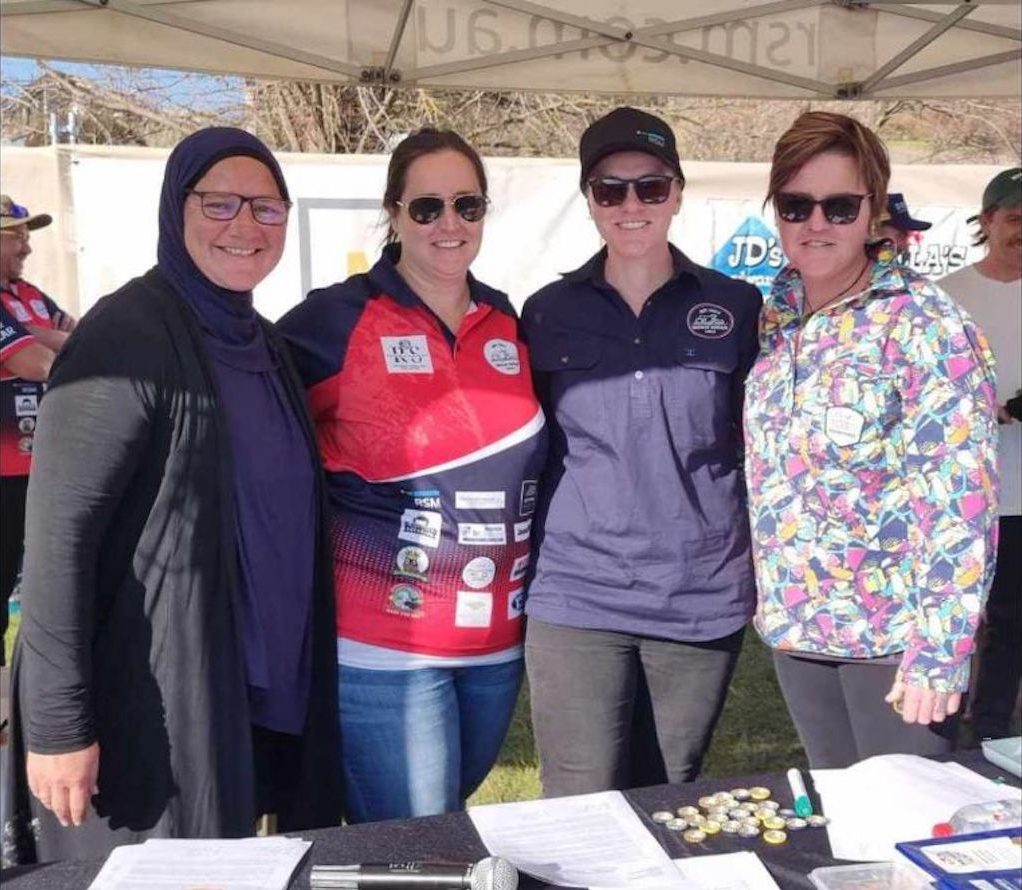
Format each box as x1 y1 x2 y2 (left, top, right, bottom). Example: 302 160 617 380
711 217 786 296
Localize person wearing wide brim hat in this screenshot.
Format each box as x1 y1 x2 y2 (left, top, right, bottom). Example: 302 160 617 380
878 192 932 256
0 194 53 233
940 166 1022 743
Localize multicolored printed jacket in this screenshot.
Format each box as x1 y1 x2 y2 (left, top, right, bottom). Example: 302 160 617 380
744 258 999 692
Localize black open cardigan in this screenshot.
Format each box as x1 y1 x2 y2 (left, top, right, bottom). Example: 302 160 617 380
2 267 342 865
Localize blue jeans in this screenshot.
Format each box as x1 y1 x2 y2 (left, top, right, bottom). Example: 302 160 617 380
338 659 524 823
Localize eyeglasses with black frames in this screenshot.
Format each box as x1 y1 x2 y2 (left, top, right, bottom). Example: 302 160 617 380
395 194 489 225
587 175 679 208
775 193 872 225
187 191 292 226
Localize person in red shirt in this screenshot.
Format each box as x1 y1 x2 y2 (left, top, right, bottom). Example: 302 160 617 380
0 194 75 665
279 129 547 823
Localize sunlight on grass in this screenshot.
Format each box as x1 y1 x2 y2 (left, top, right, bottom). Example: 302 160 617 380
469 633 805 805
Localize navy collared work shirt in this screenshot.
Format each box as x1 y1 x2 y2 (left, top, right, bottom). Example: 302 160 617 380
521 246 762 641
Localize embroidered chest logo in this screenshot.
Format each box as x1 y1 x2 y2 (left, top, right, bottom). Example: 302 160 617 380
686 303 735 339
381 335 434 374
483 338 521 375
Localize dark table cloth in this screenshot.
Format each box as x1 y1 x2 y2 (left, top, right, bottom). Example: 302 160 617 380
3 751 1016 889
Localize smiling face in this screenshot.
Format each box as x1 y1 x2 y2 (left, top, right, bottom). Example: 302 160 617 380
389 149 485 287
182 155 286 292
0 225 31 285
775 150 872 291
587 151 680 261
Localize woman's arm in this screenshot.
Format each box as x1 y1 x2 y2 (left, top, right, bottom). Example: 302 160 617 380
890 298 999 721
18 310 157 824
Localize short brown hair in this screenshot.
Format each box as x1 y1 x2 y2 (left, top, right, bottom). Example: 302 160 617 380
383 128 488 245
767 112 890 225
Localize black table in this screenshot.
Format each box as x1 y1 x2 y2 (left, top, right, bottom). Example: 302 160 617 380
3 751 1016 890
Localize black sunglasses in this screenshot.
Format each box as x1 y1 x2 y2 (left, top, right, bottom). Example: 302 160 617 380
396 194 489 225
188 190 291 226
587 175 678 207
775 192 872 225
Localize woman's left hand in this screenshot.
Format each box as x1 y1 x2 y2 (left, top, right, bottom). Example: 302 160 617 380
885 680 961 725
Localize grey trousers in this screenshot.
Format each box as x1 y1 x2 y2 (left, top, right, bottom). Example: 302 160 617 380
773 652 957 769
525 617 744 798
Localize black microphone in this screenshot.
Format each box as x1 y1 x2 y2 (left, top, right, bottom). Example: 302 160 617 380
310 857 519 890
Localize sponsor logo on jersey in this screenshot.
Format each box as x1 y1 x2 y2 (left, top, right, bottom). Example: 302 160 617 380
387 583 424 617
8 300 31 323
461 556 497 590
17 416 36 434
398 509 442 548
455 590 493 627
510 553 530 582
394 546 430 581
507 588 526 619
14 394 38 416
381 335 434 374
513 519 532 542
29 299 50 319
458 523 507 546
519 480 538 517
483 338 521 375
455 490 506 510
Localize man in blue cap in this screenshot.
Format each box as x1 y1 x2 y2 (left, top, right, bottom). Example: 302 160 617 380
941 167 1022 741
878 192 932 259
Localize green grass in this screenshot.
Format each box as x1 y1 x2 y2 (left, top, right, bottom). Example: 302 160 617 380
469 633 805 805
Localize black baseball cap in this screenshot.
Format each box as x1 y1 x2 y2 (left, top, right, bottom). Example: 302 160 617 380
579 107 684 190
882 193 931 232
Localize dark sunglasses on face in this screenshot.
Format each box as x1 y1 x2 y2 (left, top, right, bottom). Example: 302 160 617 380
187 190 291 226
775 192 872 225
587 175 678 207
395 194 489 225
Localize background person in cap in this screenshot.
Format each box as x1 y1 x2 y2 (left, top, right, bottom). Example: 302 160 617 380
521 107 761 796
878 192 932 259
0 195 75 668
941 166 1022 741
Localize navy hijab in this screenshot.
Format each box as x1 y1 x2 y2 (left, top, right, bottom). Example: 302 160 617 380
157 127 289 368
156 127 315 734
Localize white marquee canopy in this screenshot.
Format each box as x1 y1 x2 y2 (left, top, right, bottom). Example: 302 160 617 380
1 0 1020 99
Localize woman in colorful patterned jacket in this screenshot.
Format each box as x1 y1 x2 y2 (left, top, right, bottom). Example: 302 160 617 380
744 111 999 768
279 129 546 823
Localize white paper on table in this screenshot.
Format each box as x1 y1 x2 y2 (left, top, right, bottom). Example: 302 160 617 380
469 790 690 888
671 852 782 890
87 836 312 890
811 754 1022 862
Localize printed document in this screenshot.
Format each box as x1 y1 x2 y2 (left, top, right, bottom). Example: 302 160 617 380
87 836 312 890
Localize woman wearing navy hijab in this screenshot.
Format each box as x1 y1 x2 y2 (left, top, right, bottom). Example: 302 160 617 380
2 128 342 866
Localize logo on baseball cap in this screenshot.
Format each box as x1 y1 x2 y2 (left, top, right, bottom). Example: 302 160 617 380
579 107 684 189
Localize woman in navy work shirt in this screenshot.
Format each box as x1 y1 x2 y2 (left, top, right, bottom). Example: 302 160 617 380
521 107 762 796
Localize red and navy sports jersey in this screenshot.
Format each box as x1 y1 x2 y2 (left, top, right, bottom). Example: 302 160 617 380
1 280 62 478
279 249 547 659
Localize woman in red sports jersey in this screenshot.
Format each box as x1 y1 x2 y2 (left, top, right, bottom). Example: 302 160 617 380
279 129 547 823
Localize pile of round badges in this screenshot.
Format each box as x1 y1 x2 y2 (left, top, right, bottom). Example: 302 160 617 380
650 787 830 846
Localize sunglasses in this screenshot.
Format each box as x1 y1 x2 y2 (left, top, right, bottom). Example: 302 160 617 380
587 175 678 207
775 192 872 225
395 194 489 225
187 190 291 226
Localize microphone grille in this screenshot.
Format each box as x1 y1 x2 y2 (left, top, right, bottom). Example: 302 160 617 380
471 856 520 890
